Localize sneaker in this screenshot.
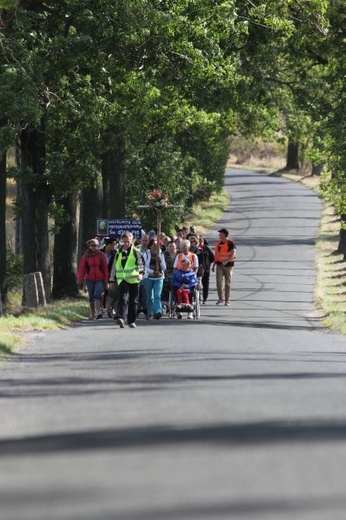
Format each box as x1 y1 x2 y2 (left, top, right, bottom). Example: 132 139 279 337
225 300 230 306
216 299 224 305
203 300 207 304
146 315 153 320
129 323 136 328
187 312 193 319
155 312 162 320
117 318 125 328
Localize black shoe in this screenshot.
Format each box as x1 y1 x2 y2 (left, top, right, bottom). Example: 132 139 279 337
117 318 125 328
155 312 162 320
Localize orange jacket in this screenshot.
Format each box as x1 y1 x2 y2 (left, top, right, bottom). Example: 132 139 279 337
175 252 197 270
214 239 236 265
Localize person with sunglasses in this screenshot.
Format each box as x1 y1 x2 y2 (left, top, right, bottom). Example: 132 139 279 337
77 238 109 320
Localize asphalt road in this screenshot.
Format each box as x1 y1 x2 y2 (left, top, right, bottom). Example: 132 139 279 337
1 168 346 520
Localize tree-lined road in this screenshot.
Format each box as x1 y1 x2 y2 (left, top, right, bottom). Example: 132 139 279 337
1 168 346 520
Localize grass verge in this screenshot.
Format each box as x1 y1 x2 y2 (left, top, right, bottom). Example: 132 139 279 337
0 298 89 355
314 204 346 334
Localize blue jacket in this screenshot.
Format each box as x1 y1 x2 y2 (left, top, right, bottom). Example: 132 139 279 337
170 269 198 289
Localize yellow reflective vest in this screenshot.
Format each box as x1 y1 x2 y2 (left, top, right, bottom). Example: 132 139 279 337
114 246 140 284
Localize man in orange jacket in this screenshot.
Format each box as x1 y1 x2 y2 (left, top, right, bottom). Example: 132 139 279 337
212 228 236 306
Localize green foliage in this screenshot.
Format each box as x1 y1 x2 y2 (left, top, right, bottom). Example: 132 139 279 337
6 250 22 291
0 0 18 8
1 0 345 296
192 178 217 204
315 1 346 217
126 137 186 232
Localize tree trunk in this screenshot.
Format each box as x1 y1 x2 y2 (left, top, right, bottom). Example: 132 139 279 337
80 184 103 253
19 125 51 303
311 164 324 176
15 143 22 255
286 139 299 170
337 215 346 260
101 137 126 219
52 193 80 299
0 150 7 313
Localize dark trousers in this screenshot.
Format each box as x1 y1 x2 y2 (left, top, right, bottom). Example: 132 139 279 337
117 281 139 325
138 280 147 314
202 270 210 301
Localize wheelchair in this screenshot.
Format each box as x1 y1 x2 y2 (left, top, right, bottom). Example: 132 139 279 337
168 285 201 320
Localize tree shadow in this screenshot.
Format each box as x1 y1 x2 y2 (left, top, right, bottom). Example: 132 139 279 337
1 419 346 457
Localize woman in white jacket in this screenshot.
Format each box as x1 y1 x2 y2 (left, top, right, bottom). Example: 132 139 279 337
143 238 166 320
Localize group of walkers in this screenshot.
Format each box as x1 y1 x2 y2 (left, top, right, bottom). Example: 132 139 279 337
77 225 236 328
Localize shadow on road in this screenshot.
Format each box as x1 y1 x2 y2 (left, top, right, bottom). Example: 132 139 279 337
1 419 346 456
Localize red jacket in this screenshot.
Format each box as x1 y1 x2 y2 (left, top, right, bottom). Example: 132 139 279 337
77 252 108 283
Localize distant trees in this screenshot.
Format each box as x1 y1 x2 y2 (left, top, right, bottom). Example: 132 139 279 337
1 0 346 307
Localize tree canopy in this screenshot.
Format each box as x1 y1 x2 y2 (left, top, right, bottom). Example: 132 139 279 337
1 0 345 304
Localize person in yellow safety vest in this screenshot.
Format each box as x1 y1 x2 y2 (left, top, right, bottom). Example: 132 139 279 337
173 239 199 274
109 231 144 328
211 228 236 307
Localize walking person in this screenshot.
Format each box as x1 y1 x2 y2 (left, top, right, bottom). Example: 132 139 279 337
137 234 150 316
189 234 204 277
197 234 214 304
173 239 199 274
143 237 166 320
109 232 144 328
77 238 109 320
100 237 117 317
162 241 177 310
212 228 236 306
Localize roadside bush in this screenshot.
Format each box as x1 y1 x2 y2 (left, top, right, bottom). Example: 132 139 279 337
193 178 217 204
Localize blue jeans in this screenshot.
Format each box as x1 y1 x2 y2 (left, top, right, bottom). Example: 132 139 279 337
144 278 163 316
85 279 104 303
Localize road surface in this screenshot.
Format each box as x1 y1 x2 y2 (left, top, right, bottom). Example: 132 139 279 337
1 168 346 520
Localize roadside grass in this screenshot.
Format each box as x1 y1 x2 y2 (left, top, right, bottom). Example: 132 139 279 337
1 297 89 355
314 204 346 334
